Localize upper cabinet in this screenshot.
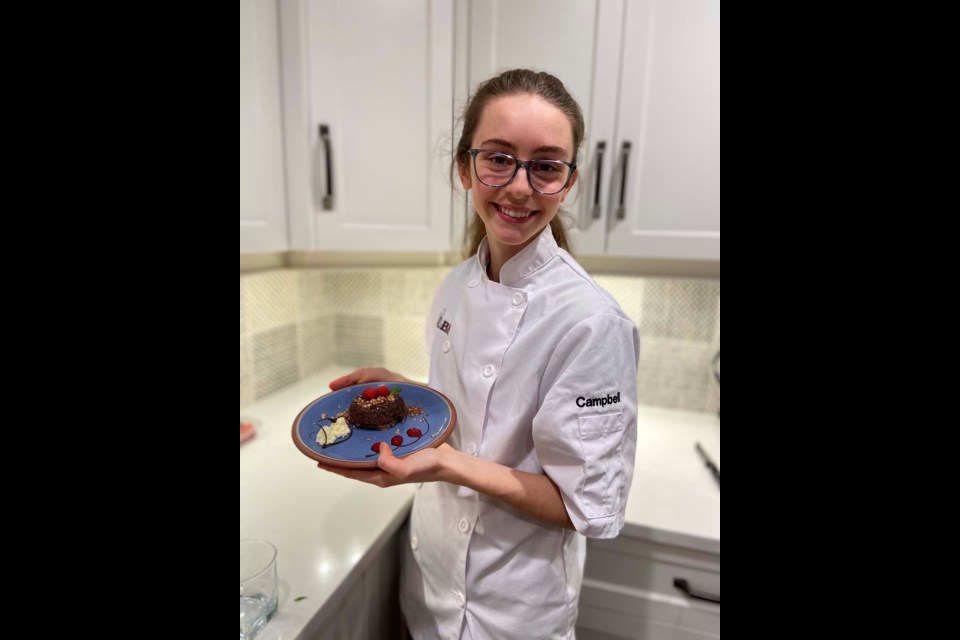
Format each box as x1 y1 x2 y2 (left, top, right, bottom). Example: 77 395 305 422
609 0 720 260
280 0 454 252
240 0 289 254
242 0 718 259
467 0 720 261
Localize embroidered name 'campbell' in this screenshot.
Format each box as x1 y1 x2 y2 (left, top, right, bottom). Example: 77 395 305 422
577 393 622 408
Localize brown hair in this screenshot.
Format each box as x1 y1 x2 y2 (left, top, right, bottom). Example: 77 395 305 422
455 69 585 257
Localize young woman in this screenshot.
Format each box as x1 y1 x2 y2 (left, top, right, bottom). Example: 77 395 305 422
324 69 640 640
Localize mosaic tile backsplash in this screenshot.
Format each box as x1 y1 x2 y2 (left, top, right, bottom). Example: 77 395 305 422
240 268 720 413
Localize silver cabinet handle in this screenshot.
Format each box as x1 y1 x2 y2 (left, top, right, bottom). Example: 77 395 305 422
592 141 607 220
616 141 632 221
319 124 334 210
674 578 721 605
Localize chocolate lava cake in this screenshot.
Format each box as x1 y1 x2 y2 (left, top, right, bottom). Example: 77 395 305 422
348 392 407 430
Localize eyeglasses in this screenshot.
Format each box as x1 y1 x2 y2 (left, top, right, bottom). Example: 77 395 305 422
469 149 577 196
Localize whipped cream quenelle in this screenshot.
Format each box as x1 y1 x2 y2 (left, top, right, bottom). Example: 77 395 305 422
316 417 351 445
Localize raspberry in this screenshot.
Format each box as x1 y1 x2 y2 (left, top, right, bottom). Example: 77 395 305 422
362 387 378 400
391 436 404 447
371 443 382 453
377 385 391 397
407 428 423 438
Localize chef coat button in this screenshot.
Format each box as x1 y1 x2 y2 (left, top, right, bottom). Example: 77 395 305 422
468 279 480 288
512 293 525 306
454 590 465 608
411 536 419 551
466 442 477 455
442 340 451 354
483 364 496 378
458 518 471 534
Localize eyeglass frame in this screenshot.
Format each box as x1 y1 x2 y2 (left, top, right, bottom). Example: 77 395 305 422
468 149 578 196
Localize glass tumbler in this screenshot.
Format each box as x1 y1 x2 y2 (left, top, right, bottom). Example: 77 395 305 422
240 539 278 639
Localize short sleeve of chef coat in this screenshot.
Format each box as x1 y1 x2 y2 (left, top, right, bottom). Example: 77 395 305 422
532 313 640 539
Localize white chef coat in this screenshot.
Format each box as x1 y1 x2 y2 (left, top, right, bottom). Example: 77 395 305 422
401 225 640 640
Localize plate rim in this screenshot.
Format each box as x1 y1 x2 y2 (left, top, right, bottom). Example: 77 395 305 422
291 381 458 469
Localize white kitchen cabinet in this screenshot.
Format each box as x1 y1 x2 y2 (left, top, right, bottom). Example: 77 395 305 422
464 0 720 261
280 0 454 252
577 535 721 639
240 0 290 254
606 0 720 260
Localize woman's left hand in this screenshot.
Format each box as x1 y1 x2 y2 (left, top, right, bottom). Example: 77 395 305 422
317 444 456 488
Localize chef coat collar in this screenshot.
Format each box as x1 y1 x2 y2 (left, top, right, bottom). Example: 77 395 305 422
476 225 560 287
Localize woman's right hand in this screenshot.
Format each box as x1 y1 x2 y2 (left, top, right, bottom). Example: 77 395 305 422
329 368 413 391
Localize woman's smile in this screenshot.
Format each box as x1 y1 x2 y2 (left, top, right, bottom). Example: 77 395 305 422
493 203 540 223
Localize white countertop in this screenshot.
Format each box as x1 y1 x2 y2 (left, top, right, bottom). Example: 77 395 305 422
626 405 721 554
240 368 720 639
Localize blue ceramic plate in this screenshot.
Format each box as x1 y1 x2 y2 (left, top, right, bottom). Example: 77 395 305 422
292 383 457 469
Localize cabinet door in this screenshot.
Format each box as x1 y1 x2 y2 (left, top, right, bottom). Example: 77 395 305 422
578 534 721 639
466 0 623 257
606 0 721 260
282 0 454 252
240 0 289 254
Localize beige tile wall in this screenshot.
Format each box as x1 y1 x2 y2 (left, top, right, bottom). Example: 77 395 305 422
595 276 722 413
240 268 720 414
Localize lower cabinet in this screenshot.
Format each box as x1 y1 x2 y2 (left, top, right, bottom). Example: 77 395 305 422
306 526 404 640
302 518 719 640
577 535 720 639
